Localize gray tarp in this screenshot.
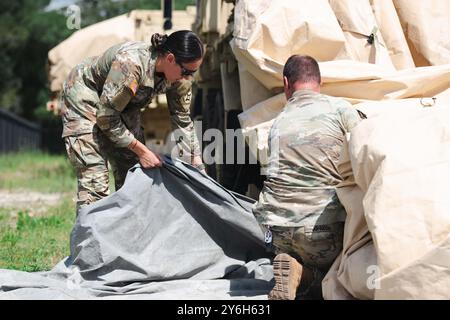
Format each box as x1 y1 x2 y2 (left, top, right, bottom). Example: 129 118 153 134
0 157 273 299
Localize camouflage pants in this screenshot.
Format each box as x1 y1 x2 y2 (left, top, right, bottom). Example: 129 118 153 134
262 222 344 299
64 126 144 213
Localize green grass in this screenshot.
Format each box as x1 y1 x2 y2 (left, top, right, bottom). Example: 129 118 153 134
0 198 75 271
0 151 77 193
0 151 77 271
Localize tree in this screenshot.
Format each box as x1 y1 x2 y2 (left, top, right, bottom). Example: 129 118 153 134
0 0 73 119
0 0 195 122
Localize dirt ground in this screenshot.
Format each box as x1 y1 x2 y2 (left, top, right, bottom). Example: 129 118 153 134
0 190 67 217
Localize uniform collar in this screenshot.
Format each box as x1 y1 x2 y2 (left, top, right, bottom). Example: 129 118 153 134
285 89 320 111
290 89 320 101
143 47 170 90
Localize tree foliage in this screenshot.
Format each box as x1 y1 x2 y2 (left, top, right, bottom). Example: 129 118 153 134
0 0 195 122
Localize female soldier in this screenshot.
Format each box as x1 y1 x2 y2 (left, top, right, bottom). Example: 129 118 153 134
61 30 204 212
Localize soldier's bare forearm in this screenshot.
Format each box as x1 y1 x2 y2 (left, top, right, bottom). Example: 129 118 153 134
127 139 146 156
127 139 162 168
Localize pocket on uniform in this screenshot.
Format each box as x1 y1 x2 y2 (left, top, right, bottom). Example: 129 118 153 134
295 222 344 269
269 225 296 253
64 137 80 169
72 137 89 168
310 224 334 242
70 134 104 168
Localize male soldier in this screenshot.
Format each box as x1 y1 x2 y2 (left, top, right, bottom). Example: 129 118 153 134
253 55 364 300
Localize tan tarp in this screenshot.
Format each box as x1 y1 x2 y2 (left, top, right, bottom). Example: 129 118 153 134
323 102 450 299
321 63 450 101
393 0 450 67
231 0 346 109
231 0 447 110
232 0 450 111
235 0 450 159
48 13 134 93
329 0 395 70
370 0 415 70
238 62 450 163
231 0 273 109
236 65 275 111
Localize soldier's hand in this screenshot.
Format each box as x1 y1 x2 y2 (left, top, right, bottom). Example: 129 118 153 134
127 138 163 168
192 155 206 175
139 149 163 168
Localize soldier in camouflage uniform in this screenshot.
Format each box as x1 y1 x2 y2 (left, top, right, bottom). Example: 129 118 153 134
61 31 204 213
252 55 365 300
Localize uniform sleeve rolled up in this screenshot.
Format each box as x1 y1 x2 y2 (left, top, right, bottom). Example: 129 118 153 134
96 104 135 148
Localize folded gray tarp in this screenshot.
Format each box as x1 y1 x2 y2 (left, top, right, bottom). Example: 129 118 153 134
0 157 273 299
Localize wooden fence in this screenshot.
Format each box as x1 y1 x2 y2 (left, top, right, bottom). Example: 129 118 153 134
0 108 41 153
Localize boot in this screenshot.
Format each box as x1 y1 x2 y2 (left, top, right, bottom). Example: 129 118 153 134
268 253 303 300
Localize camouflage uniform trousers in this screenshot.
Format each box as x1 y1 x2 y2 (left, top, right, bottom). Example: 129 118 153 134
262 222 344 299
64 126 145 213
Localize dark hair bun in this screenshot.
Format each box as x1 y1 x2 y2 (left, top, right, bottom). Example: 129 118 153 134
151 30 204 63
151 33 168 50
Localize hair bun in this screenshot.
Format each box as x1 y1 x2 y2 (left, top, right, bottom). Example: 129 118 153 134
151 33 168 50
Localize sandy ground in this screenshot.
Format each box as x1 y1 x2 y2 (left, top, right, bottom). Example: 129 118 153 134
0 190 68 217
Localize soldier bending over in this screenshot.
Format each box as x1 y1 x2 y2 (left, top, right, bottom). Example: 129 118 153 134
61 31 205 212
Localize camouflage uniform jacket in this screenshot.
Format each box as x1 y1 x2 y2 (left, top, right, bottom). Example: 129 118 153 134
61 41 200 157
253 90 362 227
